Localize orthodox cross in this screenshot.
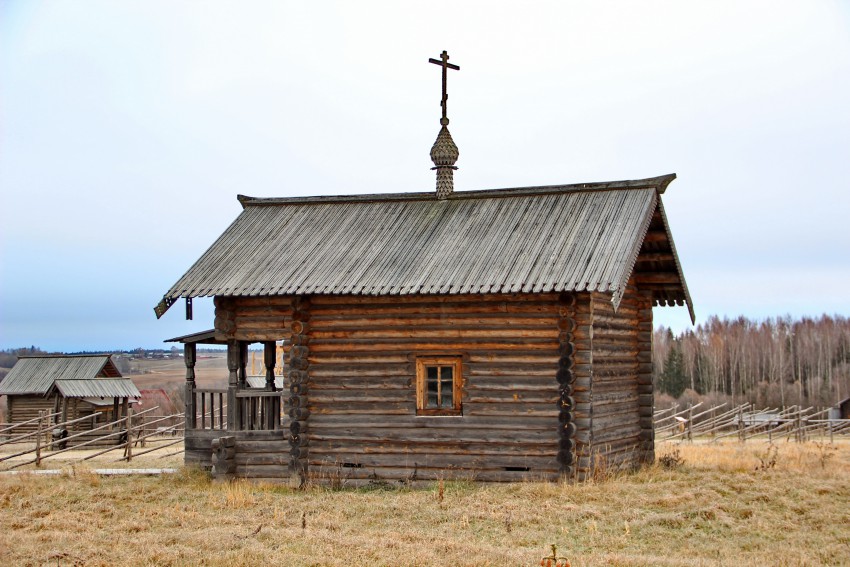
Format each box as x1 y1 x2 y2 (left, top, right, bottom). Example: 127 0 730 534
429 50 459 124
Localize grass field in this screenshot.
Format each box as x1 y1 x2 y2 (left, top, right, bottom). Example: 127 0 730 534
124 352 229 391
1 440 848 566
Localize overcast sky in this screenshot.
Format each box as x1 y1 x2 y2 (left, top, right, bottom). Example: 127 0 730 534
1 1 848 352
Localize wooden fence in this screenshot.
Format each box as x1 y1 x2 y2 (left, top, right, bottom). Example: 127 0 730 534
654 403 850 443
4 401 847 471
0 406 187 471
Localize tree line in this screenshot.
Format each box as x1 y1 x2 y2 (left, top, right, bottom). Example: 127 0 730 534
654 315 850 408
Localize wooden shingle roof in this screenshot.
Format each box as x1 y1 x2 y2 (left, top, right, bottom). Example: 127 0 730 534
156 174 692 320
0 355 139 398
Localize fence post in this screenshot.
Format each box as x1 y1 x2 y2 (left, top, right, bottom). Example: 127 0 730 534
140 413 147 448
687 404 693 442
35 410 44 467
737 406 744 443
124 407 134 462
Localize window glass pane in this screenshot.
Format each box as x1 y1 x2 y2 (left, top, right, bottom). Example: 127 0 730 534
441 380 453 407
427 367 438 407
440 366 454 407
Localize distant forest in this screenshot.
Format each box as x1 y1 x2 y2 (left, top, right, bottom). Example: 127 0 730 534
653 315 850 408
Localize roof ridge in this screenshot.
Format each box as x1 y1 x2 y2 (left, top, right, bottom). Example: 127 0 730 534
237 173 676 208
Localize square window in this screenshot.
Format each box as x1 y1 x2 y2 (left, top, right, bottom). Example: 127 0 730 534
416 357 462 416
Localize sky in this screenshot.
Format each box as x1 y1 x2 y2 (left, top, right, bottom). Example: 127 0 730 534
1 1 848 352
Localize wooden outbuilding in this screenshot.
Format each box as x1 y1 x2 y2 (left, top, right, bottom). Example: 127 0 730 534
0 355 141 440
156 173 693 483
829 396 850 420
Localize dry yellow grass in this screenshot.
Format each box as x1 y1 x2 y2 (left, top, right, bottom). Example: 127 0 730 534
1 441 848 566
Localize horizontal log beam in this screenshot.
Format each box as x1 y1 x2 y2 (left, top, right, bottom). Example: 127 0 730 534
633 273 682 285
635 252 674 262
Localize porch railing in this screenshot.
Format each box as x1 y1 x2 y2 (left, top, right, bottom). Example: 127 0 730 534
234 390 287 431
191 388 227 430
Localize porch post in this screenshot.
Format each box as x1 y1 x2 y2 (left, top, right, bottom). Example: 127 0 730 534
264 341 278 430
184 343 197 429
238 342 248 388
226 339 240 430
263 342 276 391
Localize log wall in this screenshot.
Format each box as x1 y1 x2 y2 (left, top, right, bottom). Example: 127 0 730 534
186 429 288 480
305 293 564 483
589 284 653 474
210 289 654 483
6 396 107 434
6 395 55 434
572 294 594 480
214 296 293 342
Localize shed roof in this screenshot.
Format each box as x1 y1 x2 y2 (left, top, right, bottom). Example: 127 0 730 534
156 174 692 319
50 379 141 399
0 355 132 397
165 329 226 345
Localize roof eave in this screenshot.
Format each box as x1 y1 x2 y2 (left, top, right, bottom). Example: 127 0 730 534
610 191 659 312
657 199 696 324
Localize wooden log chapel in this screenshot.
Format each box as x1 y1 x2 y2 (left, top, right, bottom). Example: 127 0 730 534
155 52 693 484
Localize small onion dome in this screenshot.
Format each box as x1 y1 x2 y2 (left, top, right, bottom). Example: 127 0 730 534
430 125 459 167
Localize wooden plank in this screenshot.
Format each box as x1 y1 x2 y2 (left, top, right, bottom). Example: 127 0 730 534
310 440 557 457
309 427 557 444
307 452 558 470
235 464 290 477
308 413 557 429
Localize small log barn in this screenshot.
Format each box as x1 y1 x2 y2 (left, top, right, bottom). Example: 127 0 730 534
0 355 141 442
156 173 693 484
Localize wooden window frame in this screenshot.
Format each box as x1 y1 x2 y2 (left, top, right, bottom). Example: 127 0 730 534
416 356 463 416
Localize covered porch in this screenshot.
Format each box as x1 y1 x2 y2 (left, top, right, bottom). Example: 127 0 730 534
168 330 291 481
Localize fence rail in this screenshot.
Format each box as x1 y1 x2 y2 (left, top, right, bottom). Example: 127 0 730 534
4 399 847 470
654 402 850 443
0 406 188 471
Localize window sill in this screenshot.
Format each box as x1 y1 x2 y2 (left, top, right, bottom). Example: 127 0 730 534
416 409 462 417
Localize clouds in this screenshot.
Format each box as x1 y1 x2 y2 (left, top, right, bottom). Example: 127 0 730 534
1 1 848 350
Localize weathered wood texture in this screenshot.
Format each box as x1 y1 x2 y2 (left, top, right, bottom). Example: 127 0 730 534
305 293 563 482
589 284 653 474
6 396 111 438
636 289 655 464
184 428 219 468
572 294 594 480
6 396 55 434
214 296 293 342
288 297 310 485
208 290 654 483
186 429 288 472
